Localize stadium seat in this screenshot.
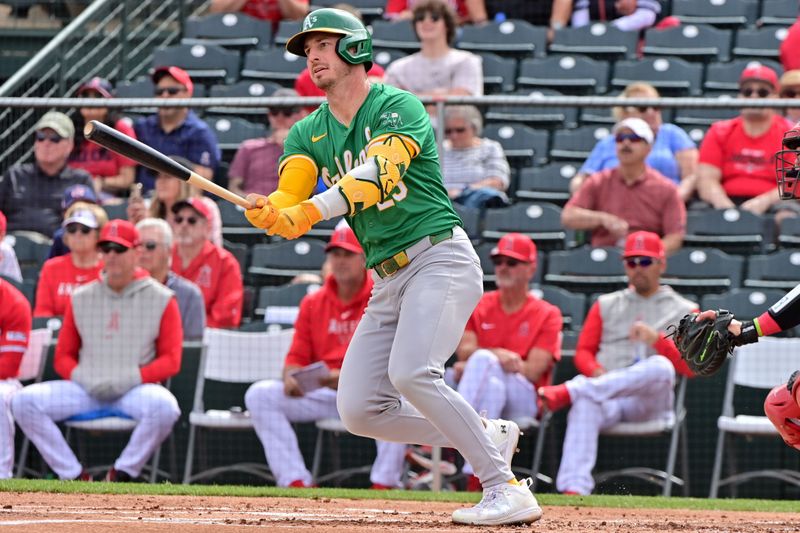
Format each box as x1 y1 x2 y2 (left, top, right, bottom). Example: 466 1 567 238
10 232 51 282
183 327 294 484
704 58 783 92
182 12 272 50
483 123 549 167
642 24 733 63
661 247 744 294
248 238 327 284
485 89 579 129
305 216 344 240
372 48 408 71
758 0 799 26
102 201 128 221
708 338 800 497
13 328 52 478
241 48 307 84
314 0 385 21
612 57 704 96
544 246 628 294
205 116 267 152
152 43 240 84
369 20 420 51
482 202 571 251
515 163 577 205
682 208 770 254
529 284 587 331
777 216 800 248
273 20 302 47
700 288 787 323
457 19 547 58
517 55 610 95
452 203 481 241
208 80 283 115
743 249 800 290
478 52 518 94
223 239 249 277
115 77 208 117
549 23 639 60
732 27 788 60
217 201 266 246
685 125 709 144
255 282 320 321
671 0 758 27
550 125 611 161
475 241 545 286
0 274 35 308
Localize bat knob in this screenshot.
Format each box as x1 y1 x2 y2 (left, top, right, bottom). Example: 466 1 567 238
83 120 99 139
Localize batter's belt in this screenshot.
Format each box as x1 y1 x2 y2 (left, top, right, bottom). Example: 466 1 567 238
373 228 454 279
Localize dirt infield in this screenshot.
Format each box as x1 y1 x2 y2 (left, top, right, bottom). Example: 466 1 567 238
0 492 796 532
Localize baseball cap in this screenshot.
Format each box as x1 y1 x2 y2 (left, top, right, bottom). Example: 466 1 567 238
622 231 665 260
171 198 212 221
152 66 194 97
740 64 778 89
77 77 113 98
61 184 98 211
62 209 99 229
0 210 6 235
490 233 537 263
326 225 363 254
781 70 800 90
33 111 75 139
99 219 140 248
612 117 654 145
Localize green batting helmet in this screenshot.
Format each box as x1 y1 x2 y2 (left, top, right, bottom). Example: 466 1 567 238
286 8 373 71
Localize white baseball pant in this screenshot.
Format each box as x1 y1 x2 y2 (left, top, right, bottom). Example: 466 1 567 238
11 380 179 479
337 227 516 488
556 355 676 494
0 379 21 479
245 379 407 487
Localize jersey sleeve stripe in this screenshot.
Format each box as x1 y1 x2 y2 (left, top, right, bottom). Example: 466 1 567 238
279 154 319 177
0 345 27 353
368 133 420 158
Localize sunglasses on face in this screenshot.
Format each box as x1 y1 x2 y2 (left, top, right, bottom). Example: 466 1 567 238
141 240 160 251
154 86 184 96
491 256 522 267
624 257 655 268
65 224 92 235
269 108 297 117
174 215 198 225
782 89 800 98
445 126 467 135
35 131 64 143
740 87 772 98
414 11 442 22
627 105 658 113
79 91 105 99
615 133 645 143
98 241 129 254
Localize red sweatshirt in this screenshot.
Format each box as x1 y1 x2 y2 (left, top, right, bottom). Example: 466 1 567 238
0 279 32 379
34 254 103 317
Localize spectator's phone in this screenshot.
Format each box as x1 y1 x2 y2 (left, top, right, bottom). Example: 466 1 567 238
129 183 143 201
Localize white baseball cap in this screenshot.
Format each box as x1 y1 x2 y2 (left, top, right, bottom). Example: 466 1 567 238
612 117 654 145
62 209 99 229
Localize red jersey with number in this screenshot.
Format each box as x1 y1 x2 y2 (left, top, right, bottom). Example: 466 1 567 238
171 241 243 328
68 119 137 179
34 254 103 318
285 273 373 370
0 279 32 379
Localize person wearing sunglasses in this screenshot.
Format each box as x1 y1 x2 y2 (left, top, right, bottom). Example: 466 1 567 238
229 88 309 198
563 117 686 255
170 198 242 328
133 66 220 192
0 111 93 238
13 219 183 482
571 82 698 202
34 209 104 318
697 65 795 216
537 231 697 496
779 70 800 124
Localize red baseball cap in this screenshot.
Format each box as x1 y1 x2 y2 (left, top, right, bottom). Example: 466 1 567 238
326 225 363 254
0 210 6 235
172 198 212 221
77 77 113 98
490 233 537 263
623 231 665 259
152 66 194 96
99 219 140 249
740 65 778 89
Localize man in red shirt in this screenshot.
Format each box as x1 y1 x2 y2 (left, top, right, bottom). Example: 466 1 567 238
562 117 686 254
170 198 243 328
12 220 182 481
537 231 696 495
245 226 406 488
209 0 308 30
0 279 31 479
697 65 795 215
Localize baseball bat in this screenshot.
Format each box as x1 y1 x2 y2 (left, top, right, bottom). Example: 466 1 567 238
83 120 253 209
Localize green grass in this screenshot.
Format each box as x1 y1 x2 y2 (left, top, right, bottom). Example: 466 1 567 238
0 479 797 513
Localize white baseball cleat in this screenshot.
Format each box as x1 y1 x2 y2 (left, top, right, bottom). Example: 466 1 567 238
452 477 543 525
484 418 521 468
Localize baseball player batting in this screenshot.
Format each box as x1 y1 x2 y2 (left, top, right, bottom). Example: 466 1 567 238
244 8 541 525
686 123 800 450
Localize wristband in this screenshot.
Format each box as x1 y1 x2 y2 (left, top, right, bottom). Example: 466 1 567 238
735 320 759 346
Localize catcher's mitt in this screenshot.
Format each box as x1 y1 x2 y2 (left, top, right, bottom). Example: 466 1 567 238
666 310 741 377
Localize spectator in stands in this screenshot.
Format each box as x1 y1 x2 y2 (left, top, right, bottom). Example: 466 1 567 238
780 16 800 73
48 184 106 259
571 82 698 202
780 70 800 124
34 208 104 318
170 198 242 328
569 0 661 32
127 157 223 246
228 89 308 198
453 233 562 491
0 278 31 480
68 77 137 202
133 67 220 192
209 0 308 31
12 220 182 482
697 66 795 215
464 0 572 31
245 226 406 489
0 112 93 237
136 218 205 341
441 105 510 209
0 211 22 283
562 118 686 254
537 231 696 495
385 0 470 23
383 0 483 111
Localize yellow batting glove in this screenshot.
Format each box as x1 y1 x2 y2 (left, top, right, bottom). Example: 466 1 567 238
267 200 323 240
244 194 278 229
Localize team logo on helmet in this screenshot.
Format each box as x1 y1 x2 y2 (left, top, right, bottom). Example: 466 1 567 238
303 14 318 31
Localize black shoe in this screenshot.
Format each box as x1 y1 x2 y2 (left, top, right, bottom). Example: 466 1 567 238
104 468 134 482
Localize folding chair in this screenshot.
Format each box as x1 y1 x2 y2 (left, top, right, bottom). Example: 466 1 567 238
612 57 704 96
13 328 52 478
550 125 611 161
457 19 547 58
681 208 770 255
661 247 745 295
517 55 610 95
510 410 553 491
248 238 327 285
241 48 306 83
550 23 638 60
183 327 293 484
481 202 570 252
671 0 758 27
182 12 272 50
732 27 788 60
744 250 800 290
310 417 379 486
515 163 576 205
255 282 321 323
152 43 240 84
709 338 800 497
594 376 690 496
758 0 799 26
704 59 783 93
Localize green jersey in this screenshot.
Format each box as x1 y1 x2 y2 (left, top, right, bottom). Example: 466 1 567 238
281 84 461 268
